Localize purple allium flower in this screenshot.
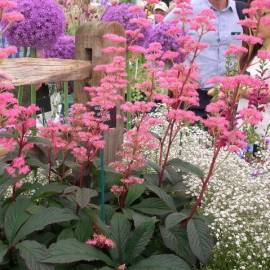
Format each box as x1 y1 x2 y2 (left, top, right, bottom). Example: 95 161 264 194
144 23 183 62
101 3 149 45
4 0 65 49
45 35 75 59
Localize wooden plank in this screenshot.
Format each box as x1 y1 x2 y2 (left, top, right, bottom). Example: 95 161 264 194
0 58 92 86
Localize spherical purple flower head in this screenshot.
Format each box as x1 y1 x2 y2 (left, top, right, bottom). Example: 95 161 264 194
45 35 75 59
144 23 183 62
4 0 65 49
101 3 149 46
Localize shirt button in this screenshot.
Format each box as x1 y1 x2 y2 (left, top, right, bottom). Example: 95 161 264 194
217 38 220 42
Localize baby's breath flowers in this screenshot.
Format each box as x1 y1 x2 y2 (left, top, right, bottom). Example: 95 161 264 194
168 126 270 270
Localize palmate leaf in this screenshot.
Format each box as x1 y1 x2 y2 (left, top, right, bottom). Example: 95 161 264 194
16 240 54 270
125 220 155 264
187 218 214 264
41 239 112 265
4 197 33 244
128 254 191 270
13 207 78 245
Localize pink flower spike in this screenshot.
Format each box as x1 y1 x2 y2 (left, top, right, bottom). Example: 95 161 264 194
103 34 126 43
225 45 248 56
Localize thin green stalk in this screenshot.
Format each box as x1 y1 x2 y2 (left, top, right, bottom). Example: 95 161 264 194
17 85 23 105
63 81 69 122
99 148 105 222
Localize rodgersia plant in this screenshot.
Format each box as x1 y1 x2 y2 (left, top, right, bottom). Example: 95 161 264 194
0 0 269 269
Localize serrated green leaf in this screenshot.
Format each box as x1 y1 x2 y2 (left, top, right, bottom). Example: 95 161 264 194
146 184 176 211
160 226 197 266
126 220 155 263
125 184 146 206
128 254 191 270
16 240 54 270
187 218 214 264
109 213 131 263
166 158 204 180
131 198 172 216
41 239 112 265
4 198 33 244
165 212 187 229
13 207 78 244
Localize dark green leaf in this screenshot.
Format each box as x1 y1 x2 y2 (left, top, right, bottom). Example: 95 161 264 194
131 211 157 228
165 212 187 229
132 198 172 216
145 160 171 182
128 254 191 270
33 183 67 199
16 240 54 270
27 158 49 170
160 226 197 266
126 220 155 263
13 207 78 244
76 188 97 209
41 239 112 265
0 240 8 264
187 218 214 264
146 184 176 211
74 214 92 242
4 198 33 244
57 229 74 241
125 184 146 207
109 213 131 263
166 158 204 180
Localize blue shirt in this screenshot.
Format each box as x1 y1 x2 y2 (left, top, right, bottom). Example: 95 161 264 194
165 0 243 88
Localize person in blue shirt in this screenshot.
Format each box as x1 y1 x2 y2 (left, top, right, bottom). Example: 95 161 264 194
165 0 245 118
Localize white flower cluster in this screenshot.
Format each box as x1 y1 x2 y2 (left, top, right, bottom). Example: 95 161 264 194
177 127 270 270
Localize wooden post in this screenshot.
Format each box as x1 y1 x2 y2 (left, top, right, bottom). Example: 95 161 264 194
74 22 126 164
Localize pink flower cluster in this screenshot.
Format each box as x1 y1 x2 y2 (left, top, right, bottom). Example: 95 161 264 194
85 233 114 249
6 156 29 177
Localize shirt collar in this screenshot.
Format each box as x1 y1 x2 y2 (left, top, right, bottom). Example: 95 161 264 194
207 0 234 12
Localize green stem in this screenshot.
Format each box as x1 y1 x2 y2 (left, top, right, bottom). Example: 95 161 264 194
17 85 23 105
99 148 105 222
63 81 69 122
